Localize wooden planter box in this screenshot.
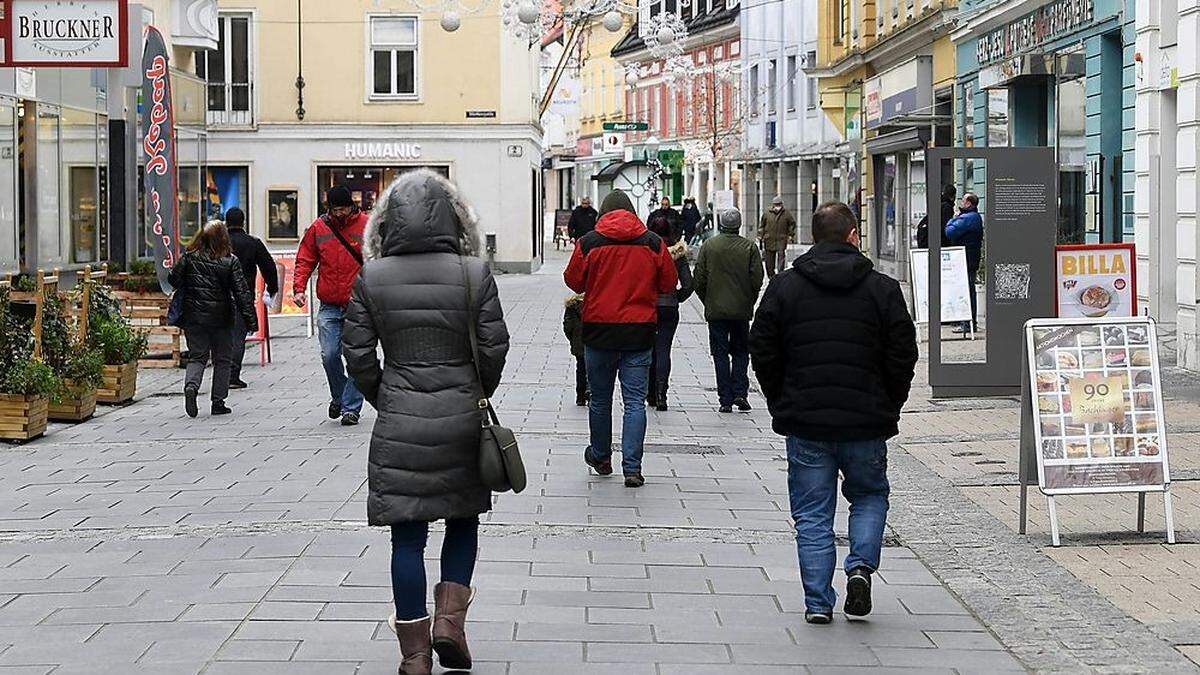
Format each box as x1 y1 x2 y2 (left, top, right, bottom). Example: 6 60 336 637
0 394 48 441
114 289 182 368
97 361 138 404
48 380 97 422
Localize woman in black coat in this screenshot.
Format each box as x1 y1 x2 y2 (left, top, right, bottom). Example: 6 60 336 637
342 169 510 675
167 221 257 418
646 218 694 411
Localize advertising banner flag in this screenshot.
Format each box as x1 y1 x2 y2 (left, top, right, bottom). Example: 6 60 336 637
141 26 178 292
1055 243 1137 318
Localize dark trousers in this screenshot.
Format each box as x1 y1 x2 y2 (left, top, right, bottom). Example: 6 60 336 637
967 264 979 330
764 248 787 278
575 356 588 397
184 325 234 402
708 319 750 406
647 306 680 402
391 517 480 621
229 313 248 382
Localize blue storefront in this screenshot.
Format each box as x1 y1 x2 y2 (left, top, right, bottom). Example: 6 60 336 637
953 0 1134 244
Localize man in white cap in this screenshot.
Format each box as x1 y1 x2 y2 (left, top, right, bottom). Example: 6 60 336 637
759 195 797 279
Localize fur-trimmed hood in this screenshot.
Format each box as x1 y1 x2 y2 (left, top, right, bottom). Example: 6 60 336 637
363 169 481 259
669 240 688 261
564 293 585 308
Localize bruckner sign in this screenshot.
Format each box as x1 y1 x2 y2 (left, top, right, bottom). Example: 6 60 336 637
0 0 129 67
975 0 1093 66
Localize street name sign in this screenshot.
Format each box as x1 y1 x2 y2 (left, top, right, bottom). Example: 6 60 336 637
603 121 648 131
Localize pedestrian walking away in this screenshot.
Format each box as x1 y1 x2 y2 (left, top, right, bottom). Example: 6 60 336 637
680 197 702 244
341 169 510 675
563 293 588 406
567 196 599 240
749 201 918 625
915 184 955 250
564 189 678 488
944 191 983 334
224 206 279 389
694 208 764 413
646 213 694 412
759 195 797 278
167 220 258 418
647 196 683 244
293 184 369 426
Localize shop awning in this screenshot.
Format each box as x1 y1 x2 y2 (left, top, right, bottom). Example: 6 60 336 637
591 159 646 181
864 128 931 156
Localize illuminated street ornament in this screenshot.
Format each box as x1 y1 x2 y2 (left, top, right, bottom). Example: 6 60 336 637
664 54 693 88
518 1 540 24
404 0 488 31
643 13 687 58
624 65 642 86
603 10 624 31
440 10 462 31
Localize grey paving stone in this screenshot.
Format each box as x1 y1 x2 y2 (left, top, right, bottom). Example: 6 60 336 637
585 642 730 663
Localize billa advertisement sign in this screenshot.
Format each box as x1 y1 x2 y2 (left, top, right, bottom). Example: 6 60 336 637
1055 243 1136 318
1025 318 1168 494
0 0 129 67
142 25 177 292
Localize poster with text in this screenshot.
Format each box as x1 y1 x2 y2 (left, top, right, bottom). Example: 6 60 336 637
1055 244 1137 318
910 246 973 324
1025 318 1169 493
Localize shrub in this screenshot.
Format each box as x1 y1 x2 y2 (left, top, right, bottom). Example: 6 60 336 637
0 358 60 398
128 258 156 277
89 315 148 365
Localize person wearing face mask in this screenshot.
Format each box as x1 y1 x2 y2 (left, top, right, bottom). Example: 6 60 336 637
293 184 369 426
759 196 797 279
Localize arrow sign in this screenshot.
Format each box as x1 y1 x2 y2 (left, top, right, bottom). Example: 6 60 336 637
603 121 649 131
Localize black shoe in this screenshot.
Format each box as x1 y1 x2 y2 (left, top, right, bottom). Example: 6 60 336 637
624 473 645 488
844 567 873 618
228 379 247 390
211 402 232 416
718 405 733 414
184 387 198 418
734 397 752 412
576 393 589 407
340 412 360 426
655 394 668 412
328 400 341 419
805 611 833 625
584 449 613 476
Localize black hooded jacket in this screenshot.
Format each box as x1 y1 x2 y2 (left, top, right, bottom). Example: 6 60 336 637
749 241 918 441
167 252 258 331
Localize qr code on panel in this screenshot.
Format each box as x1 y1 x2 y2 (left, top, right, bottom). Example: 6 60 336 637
993 263 1031 301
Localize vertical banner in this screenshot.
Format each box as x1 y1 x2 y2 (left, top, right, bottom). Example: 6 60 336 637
141 26 177 292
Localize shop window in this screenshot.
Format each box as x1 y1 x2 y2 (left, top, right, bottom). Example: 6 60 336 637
986 89 1009 147
370 16 419 99
877 155 897 258
36 107 62 267
785 55 797 111
1057 74 1087 244
207 166 251 223
196 14 253 126
316 165 450 215
0 101 16 272
62 108 103 265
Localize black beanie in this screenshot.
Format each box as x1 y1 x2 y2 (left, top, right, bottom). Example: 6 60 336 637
599 189 636 216
327 185 355 209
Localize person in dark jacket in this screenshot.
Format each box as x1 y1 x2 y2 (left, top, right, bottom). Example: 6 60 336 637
915 184 955 249
646 196 682 244
167 220 258 418
567 196 598 240
564 189 678 488
563 294 588 406
342 169 510 675
749 201 918 625
645 217 694 411
294 184 368 425
694 208 764 413
224 207 279 389
680 197 702 243
944 191 984 334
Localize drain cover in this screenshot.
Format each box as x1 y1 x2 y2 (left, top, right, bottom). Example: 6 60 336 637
951 451 983 457
645 444 724 455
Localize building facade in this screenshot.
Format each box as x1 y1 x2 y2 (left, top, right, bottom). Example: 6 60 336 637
572 12 631 206
739 0 842 238
203 0 543 272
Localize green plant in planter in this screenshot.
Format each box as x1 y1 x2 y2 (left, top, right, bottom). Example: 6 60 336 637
0 287 62 398
121 259 161 294
40 290 103 395
89 315 149 365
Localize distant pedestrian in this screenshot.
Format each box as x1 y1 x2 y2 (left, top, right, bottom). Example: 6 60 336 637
945 191 983 334
647 196 682 243
680 197 702 244
563 293 588 406
749 201 917 625
646 215 694 412
224 207 278 389
759 195 797 278
693 208 763 413
692 201 716 246
293 184 368 426
342 170 510 675
915 184 955 250
168 220 257 418
568 196 599 240
564 189 678 488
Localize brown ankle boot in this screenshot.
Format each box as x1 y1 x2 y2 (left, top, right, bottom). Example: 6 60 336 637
432 581 475 669
389 615 432 675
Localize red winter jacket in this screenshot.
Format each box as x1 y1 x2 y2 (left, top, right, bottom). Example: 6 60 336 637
293 211 368 307
564 209 679 351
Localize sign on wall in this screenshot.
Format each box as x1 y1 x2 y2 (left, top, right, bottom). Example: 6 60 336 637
0 0 129 67
976 0 1094 66
1055 243 1136 318
141 25 177 292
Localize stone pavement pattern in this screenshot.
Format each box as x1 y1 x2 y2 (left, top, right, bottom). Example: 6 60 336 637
0 249 1190 673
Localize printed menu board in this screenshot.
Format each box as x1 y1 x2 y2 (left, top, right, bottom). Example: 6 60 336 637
1055 244 1137 318
1026 318 1169 493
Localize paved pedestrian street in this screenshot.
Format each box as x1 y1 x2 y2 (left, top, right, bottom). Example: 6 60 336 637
0 251 1196 673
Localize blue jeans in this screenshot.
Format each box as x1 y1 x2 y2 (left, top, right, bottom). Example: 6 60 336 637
391 517 479 621
584 346 651 474
317 303 364 414
786 437 890 613
708 320 750 406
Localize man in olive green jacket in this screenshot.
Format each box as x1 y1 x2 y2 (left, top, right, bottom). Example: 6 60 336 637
694 208 765 413
759 196 797 278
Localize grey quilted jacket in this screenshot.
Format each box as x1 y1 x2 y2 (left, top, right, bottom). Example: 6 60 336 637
342 170 510 525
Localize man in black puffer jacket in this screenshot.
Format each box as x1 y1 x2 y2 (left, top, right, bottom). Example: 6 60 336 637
749 201 917 625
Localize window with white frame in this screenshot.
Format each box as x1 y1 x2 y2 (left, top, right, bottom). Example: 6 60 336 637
767 60 777 114
370 16 418 99
786 55 798 111
195 13 252 124
806 51 817 109
749 64 759 115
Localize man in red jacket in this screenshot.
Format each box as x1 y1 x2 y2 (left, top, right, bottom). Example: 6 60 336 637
294 185 368 426
564 189 678 487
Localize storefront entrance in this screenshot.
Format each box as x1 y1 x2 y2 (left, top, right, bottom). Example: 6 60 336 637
316 165 449 213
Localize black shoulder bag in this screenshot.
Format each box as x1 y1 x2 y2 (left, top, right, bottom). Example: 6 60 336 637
460 257 526 493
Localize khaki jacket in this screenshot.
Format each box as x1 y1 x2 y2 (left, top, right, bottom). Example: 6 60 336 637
758 208 797 251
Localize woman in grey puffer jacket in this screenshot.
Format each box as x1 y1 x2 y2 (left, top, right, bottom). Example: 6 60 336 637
342 169 509 675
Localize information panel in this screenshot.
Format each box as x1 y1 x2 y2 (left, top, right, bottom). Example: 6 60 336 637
1025 317 1169 493
1055 243 1137 318
910 246 972 324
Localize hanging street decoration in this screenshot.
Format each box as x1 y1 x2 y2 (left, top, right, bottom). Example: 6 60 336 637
642 12 687 58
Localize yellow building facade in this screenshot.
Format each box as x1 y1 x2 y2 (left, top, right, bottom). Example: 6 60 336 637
571 12 628 202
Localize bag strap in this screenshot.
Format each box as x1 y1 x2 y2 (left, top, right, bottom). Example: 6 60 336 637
459 256 501 426
323 214 364 266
